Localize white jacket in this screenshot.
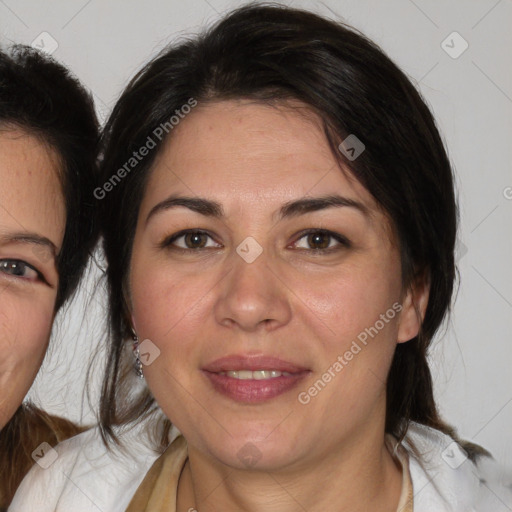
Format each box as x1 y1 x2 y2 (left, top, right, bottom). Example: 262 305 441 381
8 421 512 511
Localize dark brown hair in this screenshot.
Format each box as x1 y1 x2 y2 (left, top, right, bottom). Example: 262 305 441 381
98 3 487 459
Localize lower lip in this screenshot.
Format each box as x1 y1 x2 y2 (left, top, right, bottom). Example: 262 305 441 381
203 371 309 403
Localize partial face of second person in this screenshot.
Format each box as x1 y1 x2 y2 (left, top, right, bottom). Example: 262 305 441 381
0 128 65 428
129 100 428 472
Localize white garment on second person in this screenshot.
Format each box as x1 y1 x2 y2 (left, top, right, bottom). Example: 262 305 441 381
8 420 512 511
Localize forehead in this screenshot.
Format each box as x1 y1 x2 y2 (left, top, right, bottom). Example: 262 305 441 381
0 128 66 245
144 100 378 215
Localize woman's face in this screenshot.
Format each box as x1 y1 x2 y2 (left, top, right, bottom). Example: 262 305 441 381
0 129 65 429
130 100 427 471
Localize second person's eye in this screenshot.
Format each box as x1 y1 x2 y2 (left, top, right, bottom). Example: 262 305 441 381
0 259 40 281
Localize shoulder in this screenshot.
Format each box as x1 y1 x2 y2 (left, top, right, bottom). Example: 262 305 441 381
0 404 84 510
403 421 512 511
8 425 161 512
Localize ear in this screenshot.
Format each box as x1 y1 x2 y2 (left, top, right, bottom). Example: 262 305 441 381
397 270 430 344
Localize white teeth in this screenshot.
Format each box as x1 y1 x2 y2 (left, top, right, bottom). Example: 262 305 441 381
219 370 292 379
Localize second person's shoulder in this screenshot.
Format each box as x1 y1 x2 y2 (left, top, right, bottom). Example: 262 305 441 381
9 424 162 512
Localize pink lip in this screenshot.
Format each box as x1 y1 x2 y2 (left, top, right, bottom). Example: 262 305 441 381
202 354 310 404
202 354 308 373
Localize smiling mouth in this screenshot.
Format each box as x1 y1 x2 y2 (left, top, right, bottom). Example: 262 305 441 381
202 354 310 403
217 370 294 379
203 367 309 403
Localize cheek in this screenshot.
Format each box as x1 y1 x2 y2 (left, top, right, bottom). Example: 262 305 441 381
130 263 214 385
301 258 402 348
131 269 208 341
130 264 215 425
0 297 54 427
296 258 403 419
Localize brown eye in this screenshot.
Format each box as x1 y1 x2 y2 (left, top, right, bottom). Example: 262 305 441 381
183 232 208 249
161 230 220 251
293 229 350 252
306 232 330 250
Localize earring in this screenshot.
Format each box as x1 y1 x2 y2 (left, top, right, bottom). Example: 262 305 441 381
133 334 144 379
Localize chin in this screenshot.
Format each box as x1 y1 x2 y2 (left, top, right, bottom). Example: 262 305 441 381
187 421 304 472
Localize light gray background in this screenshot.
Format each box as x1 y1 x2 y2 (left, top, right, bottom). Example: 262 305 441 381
1 0 511 464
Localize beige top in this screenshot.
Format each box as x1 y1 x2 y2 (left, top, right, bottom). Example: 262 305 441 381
126 433 414 511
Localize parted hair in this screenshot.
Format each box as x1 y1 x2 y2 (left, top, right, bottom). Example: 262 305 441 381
98 3 489 461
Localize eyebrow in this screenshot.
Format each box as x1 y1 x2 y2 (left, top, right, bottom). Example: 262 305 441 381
0 232 57 257
146 194 370 226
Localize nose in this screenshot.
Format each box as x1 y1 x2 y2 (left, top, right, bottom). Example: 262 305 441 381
213 244 292 333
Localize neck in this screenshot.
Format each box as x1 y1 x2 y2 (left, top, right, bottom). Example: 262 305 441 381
176 421 403 512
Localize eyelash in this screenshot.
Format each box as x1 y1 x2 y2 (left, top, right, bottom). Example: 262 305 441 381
160 228 351 254
0 259 43 282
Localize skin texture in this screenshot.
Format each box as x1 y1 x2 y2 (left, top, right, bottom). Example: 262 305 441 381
0 129 65 430
129 100 429 512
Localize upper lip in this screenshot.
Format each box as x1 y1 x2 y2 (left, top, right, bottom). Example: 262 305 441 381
202 354 309 374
